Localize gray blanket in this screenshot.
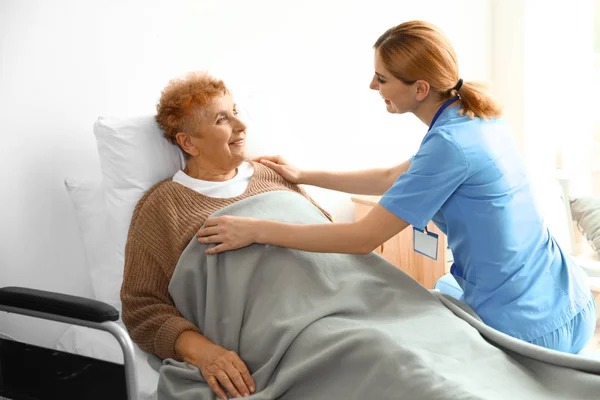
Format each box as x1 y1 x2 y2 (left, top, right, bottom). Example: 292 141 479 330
158 191 600 400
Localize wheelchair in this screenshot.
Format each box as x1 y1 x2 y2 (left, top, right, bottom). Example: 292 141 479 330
0 287 138 399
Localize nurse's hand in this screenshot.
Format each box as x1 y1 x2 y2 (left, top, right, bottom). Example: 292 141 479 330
251 155 303 184
197 216 259 254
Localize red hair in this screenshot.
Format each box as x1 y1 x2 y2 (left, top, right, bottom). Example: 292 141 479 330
374 21 502 119
155 71 229 144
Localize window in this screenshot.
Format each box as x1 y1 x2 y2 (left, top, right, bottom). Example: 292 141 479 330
593 0 600 194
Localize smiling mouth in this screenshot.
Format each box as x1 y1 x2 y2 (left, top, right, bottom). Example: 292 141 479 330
229 139 245 146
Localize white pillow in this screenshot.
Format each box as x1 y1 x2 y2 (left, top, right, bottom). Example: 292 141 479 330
94 116 185 300
571 196 600 257
64 178 120 312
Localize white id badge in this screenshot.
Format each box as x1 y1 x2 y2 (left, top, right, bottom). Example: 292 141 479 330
413 227 438 260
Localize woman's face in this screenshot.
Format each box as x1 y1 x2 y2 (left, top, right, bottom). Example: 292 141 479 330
184 94 248 170
369 49 419 115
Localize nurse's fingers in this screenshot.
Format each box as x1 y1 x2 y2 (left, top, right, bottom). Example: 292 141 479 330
197 226 219 238
260 159 284 172
249 155 270 162
206 244 228 255
204 217 225 227
252 155 282 164
199 234 223 244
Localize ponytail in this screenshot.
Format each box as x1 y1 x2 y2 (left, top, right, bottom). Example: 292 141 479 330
455 80 502 119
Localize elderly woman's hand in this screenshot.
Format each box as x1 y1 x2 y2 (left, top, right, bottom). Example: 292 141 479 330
176 331 255 399
197 216 259 254
197 342 255 399
252 155 303 184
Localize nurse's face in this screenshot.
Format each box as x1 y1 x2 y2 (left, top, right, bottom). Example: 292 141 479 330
369 50 419 114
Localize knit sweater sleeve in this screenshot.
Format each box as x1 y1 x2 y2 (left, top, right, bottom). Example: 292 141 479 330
120 184 201 361
120 236 200 360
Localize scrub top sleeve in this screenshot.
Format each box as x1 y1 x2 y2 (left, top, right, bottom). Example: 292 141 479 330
379 131 468 229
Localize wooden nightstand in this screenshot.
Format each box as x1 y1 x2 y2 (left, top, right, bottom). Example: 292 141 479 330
351 195 448 289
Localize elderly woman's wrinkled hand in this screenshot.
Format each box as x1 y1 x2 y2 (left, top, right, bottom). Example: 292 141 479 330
197 216 259 254
196 342 256 399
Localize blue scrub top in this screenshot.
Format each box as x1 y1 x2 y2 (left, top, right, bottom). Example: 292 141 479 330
380 104 592 341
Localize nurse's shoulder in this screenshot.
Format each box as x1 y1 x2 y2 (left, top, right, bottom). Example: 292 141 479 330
413 126 470 175
435 111 514 167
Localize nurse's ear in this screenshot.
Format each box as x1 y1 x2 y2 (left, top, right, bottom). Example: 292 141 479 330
414 80 431 102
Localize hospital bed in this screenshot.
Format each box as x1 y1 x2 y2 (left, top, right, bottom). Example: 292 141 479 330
1 111 599 399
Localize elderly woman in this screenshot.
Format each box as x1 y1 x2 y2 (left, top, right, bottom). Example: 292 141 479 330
120 72 331 400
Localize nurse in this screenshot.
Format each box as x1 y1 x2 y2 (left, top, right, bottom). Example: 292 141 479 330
197 20 596 353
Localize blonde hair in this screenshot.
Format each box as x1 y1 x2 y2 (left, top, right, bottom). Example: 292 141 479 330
155 71 229 145
374 21 502 119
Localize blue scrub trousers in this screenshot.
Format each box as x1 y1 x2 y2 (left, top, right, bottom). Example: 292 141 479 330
434 273 597 354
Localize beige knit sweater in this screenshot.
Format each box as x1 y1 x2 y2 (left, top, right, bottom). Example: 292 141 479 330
120 162 332 360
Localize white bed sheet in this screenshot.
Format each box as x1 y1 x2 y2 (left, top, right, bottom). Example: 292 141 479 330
56 324 159 400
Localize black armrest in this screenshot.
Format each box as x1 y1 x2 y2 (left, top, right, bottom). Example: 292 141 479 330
0 287 119 323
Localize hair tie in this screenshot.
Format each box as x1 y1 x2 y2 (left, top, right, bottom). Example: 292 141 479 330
453 78 463 92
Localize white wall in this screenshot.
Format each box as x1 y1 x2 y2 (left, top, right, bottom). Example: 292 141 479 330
0 0 491 347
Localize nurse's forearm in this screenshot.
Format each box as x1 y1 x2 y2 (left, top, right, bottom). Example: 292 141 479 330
301 161 410 195
254 220 377 254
